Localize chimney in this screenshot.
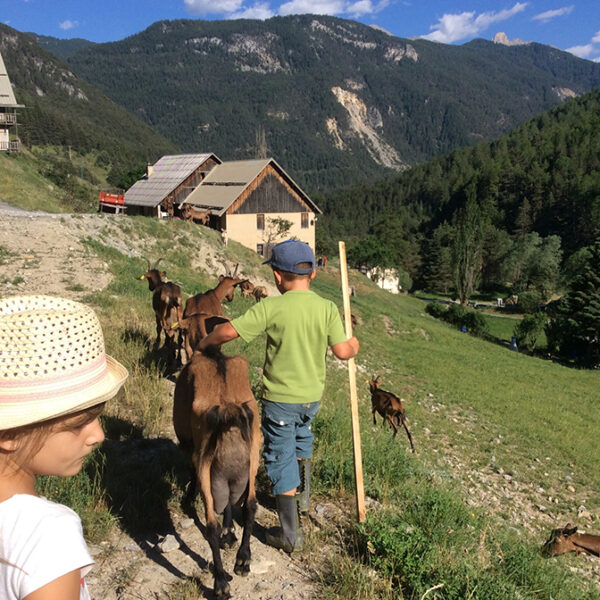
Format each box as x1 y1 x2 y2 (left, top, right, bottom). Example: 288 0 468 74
146 163 154 178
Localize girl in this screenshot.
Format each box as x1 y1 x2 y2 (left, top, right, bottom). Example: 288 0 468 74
0 295 128 600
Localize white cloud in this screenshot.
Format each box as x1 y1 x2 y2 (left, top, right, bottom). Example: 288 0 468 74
532 5 573 23
59 20 79 31
566 43 594 58
229 2 275 19
278 0 345 16
347 0 389 18
184 0 244 15
592 30 600 44
420 2 527 44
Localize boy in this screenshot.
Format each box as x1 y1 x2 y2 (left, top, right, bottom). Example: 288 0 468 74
199 239 359 553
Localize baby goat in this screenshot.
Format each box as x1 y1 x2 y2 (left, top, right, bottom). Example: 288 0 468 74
366 375 415 453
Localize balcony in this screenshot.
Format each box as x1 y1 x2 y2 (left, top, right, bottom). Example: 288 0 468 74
0 113 17 125
0 141 20 152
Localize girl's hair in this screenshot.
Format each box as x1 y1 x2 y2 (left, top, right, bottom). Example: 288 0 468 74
0 403 106 464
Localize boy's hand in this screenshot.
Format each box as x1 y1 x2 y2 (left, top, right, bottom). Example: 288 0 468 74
331 336 359 360
198 321 240 351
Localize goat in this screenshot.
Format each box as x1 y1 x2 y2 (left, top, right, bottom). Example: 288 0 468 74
366 375 415 453
181 204 211 225
172 314 230 360
184 262 243 319
173 345 260 599
138 258 183 363
239 280 254 299
252 285 268 302
542 524 600 557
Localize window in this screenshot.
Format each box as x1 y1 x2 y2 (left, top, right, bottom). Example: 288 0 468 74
257 244 264 256
301 213 309 228
257 213 265 230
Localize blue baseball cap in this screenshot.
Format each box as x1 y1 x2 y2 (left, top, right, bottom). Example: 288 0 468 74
263 239 315 274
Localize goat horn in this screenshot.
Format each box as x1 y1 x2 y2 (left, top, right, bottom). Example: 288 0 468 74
145 257 151 271
153 258 163 269
233 263 239 277
219 259 231 277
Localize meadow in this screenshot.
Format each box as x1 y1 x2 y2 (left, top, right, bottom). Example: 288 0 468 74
33 216 600 599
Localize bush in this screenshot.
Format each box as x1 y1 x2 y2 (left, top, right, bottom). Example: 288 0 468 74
462 310 489 337
445 303 467 326
425 302 447 319
517 289 543 314
514 312 546 352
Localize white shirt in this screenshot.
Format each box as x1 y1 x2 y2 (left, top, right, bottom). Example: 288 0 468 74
0 494 93 600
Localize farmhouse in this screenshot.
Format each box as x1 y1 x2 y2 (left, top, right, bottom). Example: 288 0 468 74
0 52 23 153
124 155 320 255
124 153 221 217
182 158 320 255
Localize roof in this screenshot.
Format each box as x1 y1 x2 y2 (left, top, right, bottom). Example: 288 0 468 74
124 153 219 208
183 158 320 216
0 53 23 108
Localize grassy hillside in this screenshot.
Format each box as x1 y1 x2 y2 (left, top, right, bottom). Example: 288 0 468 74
27 216 599 599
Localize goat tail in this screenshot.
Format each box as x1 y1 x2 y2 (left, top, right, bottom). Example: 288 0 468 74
205 402 255 454
201 345 228 378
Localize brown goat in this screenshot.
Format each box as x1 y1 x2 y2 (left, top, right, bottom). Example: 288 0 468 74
138 258 183 363
251 285 268 302
366 375 415 453
184 262 243 319
239 280 254 298
180 204 211 224
173 314 230 360
174 346 260 599
543 524 600 557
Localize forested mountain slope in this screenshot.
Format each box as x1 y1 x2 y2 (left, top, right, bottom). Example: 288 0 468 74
62 15 600 192
316 86 600 289
0 24 177 187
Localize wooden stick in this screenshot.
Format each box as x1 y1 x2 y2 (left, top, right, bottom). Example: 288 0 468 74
338 241 366 523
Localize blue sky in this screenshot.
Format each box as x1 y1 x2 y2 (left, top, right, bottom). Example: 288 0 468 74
3 1 600 61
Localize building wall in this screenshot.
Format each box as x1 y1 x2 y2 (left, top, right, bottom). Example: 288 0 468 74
225 212 316 255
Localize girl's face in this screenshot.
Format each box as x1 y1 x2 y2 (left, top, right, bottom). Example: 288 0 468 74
28 416 105 478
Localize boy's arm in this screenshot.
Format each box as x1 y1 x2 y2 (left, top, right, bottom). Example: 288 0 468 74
198 321 239 350
331 335 359 360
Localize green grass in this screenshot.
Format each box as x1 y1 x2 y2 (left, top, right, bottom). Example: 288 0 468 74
30 218 600 599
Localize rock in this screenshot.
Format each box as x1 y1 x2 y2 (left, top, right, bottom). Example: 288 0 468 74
179 518 195 529
156 534 180 553
567 485 575 493
251 559 276 575
88 544 104 557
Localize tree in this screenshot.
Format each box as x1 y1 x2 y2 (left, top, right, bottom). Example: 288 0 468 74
347 236 395 272
546 238 600 366
514 312 546 352
452 185 486 305
263 217 293 247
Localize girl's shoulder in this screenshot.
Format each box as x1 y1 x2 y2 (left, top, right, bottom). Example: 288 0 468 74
1 494 79 526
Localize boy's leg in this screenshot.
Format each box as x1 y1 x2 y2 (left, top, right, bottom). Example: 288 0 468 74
262 400 303 552
295 402 319 513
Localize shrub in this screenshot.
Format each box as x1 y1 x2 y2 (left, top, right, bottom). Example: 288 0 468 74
445 303 467 326
425 302 446 319
462 310 489 337
514 312 546 352
517 289 543 314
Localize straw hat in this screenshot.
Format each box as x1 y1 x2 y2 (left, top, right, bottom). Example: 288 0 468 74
0 295 128 429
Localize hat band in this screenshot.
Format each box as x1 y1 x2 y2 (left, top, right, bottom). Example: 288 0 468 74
0 355 109 403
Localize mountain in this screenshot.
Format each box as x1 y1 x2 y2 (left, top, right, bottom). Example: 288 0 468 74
25 33 97 60
61 15 600 192
0 24 178 187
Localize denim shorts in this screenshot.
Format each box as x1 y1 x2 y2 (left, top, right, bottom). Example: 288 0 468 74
261 399 320 495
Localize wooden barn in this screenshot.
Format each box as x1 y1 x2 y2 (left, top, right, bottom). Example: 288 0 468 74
124 153 221 217
182 158 321 255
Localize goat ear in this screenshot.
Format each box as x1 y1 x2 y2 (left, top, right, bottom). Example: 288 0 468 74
218 274 225 282
564 525 578 536
160 271 166 277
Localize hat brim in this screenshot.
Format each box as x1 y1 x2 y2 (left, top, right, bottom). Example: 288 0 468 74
1 355 128 429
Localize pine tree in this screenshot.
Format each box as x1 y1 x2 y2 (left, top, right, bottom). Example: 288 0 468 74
546 238 600 366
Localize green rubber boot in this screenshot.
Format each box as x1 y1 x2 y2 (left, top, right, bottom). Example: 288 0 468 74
265 495 304 553
296 458 311 514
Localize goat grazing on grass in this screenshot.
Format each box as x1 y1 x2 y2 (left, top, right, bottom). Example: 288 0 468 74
543 524 600 557
172 314 230 360
239 280 268 302
239 280 254 299
184 262 243 319
138 258 183 363
174 345 260 599
366 375 415 453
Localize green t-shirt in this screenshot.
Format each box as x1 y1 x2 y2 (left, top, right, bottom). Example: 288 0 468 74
231 289 347 404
